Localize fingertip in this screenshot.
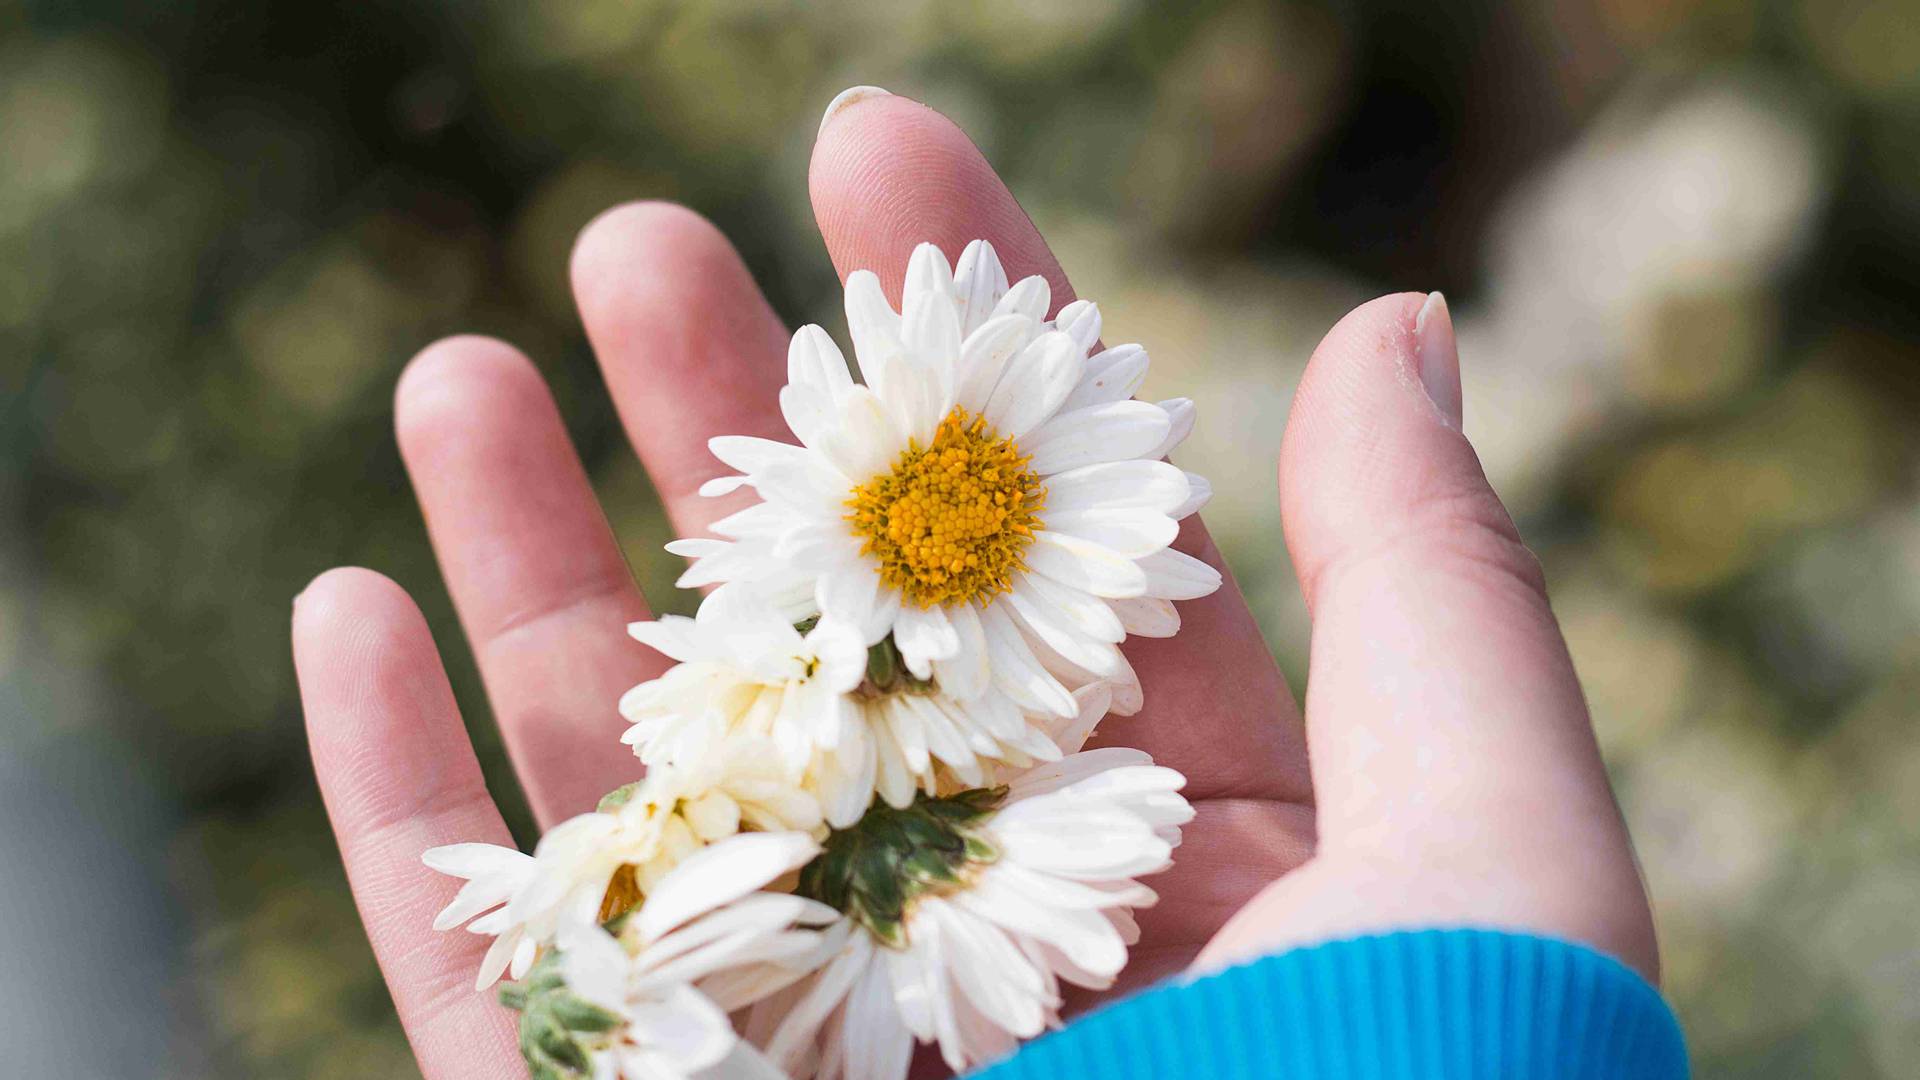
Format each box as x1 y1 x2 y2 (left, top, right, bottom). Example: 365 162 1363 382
569 199 729 313
1279 291 1492 590
395 336 547 458
292 566 455 767
293 565 417 646
815 84 893 138
807 92 1068 304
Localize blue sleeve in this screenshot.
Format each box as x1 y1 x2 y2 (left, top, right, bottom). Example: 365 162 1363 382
973 928 1688 1079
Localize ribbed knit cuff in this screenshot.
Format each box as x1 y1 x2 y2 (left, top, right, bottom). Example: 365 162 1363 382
973 928 1687 1079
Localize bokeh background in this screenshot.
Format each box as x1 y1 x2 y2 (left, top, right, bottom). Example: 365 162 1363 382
3 0 1917 1075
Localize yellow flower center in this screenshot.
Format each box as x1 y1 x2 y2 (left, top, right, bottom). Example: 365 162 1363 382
846 408 1044 608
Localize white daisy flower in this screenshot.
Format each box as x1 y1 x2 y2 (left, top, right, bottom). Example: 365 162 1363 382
510 832 837 1080
672 240 1219 721
744 746 1194 1078
423 740 823 990
621 584 1066 830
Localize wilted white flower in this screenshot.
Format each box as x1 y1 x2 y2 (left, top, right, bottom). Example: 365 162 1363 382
512 832 835 1080
622 585 1066 829
423 742 823 990
746 748 1193 1078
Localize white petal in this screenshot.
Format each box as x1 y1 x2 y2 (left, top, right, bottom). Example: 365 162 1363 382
557 921 630 1009
422 841 529 880
845 270 923 435
1044 459 1189 515
1011 571 1124 643
958 873 1126 978
1062 344 1148 411
819 563 899 645
1005 578 1123 679
622 614 706 664
766 935 872 1072
788 323 854 402
780 382 838 456
700 1039 791 1080
825 384 908 482
675 539 774 590
1025 532 1147 599
892 604 960 678
902 243 959 356
921 899 1051 1039
1052 299 1101 356
977 601 1077 717
628 983 736 1071
709 435 808 476
1043 508 1178 558
755 456 853 519
1005 747 1157 799
1105 648 1144 716
991 808 1170 880
699 474 753 497
1108 596 1181 638
707 501 791 540
1045 683 1112 756
667 537 727 558
636 831 820 943
842 955 914 1080
1137 547 1223 601
982 330 1079 439
1146 396 1196 459
929 600 989 700
1022 400 1171 474
475 929 524 990
1171 470 1212 520
953 239 1010 335
991 274 1051 325
953 314 1035 414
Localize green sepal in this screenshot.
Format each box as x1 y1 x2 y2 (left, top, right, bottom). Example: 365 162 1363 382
497 948 621 1078
862 634 940 696
797 786 1007 947
550 993 622 1033
596 781 641 813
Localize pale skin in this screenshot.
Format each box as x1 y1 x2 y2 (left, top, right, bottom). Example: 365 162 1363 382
291 91 1660 1079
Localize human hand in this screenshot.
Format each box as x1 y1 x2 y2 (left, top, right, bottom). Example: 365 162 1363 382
291 88 1654 1079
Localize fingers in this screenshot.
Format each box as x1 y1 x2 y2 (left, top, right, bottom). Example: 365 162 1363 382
1277 293 1655 972
294 568 523 1080
571 201 793 537
810 90 1309 804
396 336 650 824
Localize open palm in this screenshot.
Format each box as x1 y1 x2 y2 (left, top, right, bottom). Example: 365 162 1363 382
293 91 1656 1079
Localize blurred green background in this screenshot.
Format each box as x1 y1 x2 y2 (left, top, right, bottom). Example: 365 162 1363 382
3 0 1917 1075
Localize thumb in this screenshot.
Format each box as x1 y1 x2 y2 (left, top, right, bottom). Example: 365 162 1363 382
1204 293 1657 979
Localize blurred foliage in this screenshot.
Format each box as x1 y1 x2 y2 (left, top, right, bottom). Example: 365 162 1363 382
1 0 1917 1076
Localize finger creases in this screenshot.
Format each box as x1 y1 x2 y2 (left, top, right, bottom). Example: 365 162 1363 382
808 92 1309 806
293 567 523 1080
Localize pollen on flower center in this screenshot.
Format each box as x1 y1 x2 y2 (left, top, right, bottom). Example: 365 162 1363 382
845 408 1044 608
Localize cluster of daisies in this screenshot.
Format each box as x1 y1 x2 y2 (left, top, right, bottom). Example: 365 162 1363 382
425 241 1219 1079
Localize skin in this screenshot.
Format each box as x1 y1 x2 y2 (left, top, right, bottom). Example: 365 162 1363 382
292 91 1659 1079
